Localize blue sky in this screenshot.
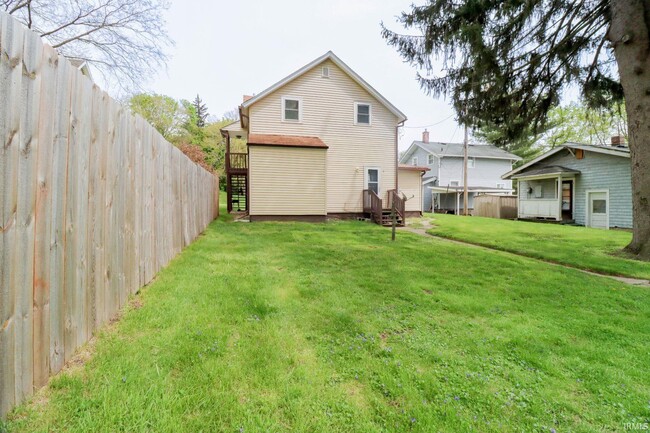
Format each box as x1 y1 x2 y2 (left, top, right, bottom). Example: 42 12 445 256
144 0 460 152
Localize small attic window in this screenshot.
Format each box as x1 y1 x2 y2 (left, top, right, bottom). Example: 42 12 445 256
321 66 330 78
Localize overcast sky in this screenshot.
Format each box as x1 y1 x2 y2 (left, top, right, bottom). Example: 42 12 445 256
145 0 460 152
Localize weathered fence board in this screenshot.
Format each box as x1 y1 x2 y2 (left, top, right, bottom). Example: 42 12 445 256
33 43 58 390
0 13 218 418
473 194 518 219
0 13 25 415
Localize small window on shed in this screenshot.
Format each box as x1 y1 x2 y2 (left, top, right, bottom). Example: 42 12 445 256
322 66 330 78
576 149 584 159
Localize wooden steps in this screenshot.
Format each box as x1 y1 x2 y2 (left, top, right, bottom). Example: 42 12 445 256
378 209 404 227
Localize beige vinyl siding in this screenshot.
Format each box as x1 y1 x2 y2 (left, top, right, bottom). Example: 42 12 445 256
248 146 326 215
398 169 423 213
248 59 399 213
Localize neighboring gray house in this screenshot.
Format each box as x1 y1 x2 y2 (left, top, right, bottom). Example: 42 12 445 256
400 130 521 213
502 140 632 229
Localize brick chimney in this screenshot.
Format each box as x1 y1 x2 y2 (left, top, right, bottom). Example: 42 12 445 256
422 129 430 143
611 135 626 146
243 95 253 102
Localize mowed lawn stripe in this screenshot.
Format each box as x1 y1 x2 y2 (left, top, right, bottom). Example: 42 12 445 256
5 218 650 433
425 213 650 280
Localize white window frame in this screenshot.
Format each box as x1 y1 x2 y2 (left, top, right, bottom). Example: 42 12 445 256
412 156 418 166
364 166 381 195
427 154 434 165
321 66 330 78
496 183 506 189
450 180 460 187
354 102 372 126
586 189 610 230
281 96 302 122
468 157 476 168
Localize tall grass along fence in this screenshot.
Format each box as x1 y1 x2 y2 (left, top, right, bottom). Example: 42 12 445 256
0 13 219 417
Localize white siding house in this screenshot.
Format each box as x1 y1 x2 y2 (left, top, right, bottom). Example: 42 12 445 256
400 132 521 213
221 51 414 224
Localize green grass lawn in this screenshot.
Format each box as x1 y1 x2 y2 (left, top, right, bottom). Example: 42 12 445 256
425 213 650 280
5 210 650 432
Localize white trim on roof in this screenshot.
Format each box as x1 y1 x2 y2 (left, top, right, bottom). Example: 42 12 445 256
241 51 407 122
399 142 429 163
565 143 630 158
502 147 564 179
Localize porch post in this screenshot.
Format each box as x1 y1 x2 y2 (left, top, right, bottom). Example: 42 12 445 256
456 192 460 215
557 175 562 220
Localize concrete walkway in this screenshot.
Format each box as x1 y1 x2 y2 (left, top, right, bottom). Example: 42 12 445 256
399 220 650 288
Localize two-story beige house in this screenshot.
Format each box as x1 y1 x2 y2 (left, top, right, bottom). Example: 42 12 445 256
221 51 424 224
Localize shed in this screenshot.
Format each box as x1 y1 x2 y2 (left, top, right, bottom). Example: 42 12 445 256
502 141 632 229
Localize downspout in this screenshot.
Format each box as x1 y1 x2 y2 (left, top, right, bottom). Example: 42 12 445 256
395 119 406 192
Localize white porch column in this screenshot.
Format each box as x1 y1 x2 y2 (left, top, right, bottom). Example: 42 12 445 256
557 175 562 220
456 192 460 215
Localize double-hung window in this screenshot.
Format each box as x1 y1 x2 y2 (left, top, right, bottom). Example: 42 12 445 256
282 97 301 121
355 102 371 125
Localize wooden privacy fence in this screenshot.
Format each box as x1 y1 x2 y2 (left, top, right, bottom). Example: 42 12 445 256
0 13 219 417
473 194 517 219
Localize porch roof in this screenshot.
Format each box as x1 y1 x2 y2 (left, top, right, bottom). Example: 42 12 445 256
247 134 328 149
398 164 430 172
511 165 580 180
428 186 515 194
220 121 248 140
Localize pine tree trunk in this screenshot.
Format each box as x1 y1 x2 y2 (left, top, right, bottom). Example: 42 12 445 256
609 0 650 259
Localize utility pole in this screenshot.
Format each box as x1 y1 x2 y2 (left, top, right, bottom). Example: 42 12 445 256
463 123 469 216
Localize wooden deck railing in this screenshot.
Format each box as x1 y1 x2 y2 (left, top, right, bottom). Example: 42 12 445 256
388 189 406 222
363 189 383 224
226 152 248 173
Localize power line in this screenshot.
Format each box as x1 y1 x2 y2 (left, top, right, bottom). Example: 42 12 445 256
402 114 455 129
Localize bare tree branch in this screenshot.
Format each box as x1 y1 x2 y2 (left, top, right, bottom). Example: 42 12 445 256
6 0 173 92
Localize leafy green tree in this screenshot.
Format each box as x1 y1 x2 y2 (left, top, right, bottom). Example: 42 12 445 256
542 104 627 148
382 1 650 258
180 99 205 145
476 103 628 162
128 93 185 140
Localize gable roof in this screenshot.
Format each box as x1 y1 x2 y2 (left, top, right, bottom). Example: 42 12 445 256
240 51 407 122
502 142 630 179
401 141 521 162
